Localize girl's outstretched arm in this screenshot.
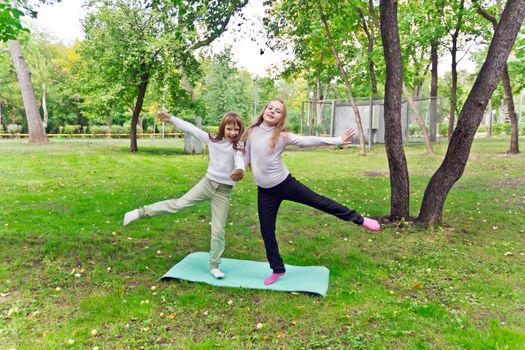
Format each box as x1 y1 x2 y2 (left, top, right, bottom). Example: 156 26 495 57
285 128 355 147
157 112 210 144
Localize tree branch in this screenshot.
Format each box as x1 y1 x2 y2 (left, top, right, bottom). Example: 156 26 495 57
189 0 249 51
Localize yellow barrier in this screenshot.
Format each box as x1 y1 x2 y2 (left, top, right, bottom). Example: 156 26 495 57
0 133 185 138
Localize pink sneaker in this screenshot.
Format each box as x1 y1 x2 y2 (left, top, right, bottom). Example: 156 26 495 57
362 217 380 231
264 272 285 285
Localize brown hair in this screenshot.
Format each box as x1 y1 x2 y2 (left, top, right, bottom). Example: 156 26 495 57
241 99 287 150
209 112 245 151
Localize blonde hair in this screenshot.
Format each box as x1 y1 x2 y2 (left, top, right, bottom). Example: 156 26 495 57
209 112 245 152
241 99 287 150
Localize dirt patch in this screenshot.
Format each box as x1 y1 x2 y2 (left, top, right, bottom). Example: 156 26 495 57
363 171 387 177
495 176 525 188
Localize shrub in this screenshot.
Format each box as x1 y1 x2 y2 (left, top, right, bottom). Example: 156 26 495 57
502 123 511 135
491 123 503 135
205 125 219 134
477 125 488 133
520 124 525 136
7 124 22 134
408 124 420 137
146 125 156 133
0 125 4 133
63 124 81 134
123 122 143 135
110 125 125 135
440 123 448 137
90 125 110 135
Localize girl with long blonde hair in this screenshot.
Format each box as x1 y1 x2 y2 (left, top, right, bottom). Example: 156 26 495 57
242 99 380 285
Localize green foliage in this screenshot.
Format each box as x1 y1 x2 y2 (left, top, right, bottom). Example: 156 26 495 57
62 124 81 134
6 123 21 134
491 123 512 136
440 122 449 137
199 48 252 124
477 124 488 133
0 0 28 42
110 125 124 135
89 125 110 135
75 0 249 144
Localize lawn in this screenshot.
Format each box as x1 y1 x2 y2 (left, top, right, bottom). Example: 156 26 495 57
1 137 524 349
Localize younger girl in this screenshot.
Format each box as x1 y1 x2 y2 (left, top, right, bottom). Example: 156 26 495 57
243 99 380 285
123 112 245 279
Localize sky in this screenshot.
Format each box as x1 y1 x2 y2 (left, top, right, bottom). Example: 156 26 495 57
30 0 289 77
29 0 476 78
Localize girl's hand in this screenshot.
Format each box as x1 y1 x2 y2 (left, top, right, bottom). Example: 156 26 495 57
230 169 244 181
157 112 171 122
341 128 355 144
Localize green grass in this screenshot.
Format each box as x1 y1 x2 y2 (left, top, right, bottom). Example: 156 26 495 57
1 137 524 349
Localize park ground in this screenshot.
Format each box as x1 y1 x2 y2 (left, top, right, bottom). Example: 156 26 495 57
0 137 524 349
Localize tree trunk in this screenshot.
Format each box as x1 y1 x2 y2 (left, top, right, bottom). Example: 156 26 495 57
487 98 493 137
130 68 149 152
449 45 458 142
448 0 464 142
429 40 438 141
315 59 323 126
8 40 48 144
105 111 111 128
402 84 434 154
475 0 519 153
379 0 410 220
502 65 519 153
41 83 48 129
417 0 525 225
318 0 367 155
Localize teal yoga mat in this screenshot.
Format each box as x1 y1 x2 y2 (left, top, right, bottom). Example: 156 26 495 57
160 252 330 297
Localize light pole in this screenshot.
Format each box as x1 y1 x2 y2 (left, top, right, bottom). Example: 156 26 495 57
252 74 258 118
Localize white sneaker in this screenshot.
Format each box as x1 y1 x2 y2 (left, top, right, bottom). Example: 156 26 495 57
210 268 225 279
123 209 140 226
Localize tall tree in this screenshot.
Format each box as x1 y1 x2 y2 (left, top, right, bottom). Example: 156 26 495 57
79 0 249 152
379 0 410 220
318 0 367 154
474 0 519 154
8 39 47 143
418 0 525 225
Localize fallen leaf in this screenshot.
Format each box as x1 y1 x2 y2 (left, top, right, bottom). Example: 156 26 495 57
414 282 424 289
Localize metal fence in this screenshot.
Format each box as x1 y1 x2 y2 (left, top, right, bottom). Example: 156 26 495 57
301 97 444 146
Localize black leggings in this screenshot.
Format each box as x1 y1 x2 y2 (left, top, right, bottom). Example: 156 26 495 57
257 174 364 273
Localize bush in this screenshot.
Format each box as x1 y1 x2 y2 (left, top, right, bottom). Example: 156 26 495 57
146 125 156 133
491 123 503 135
90 125 110 135
0 125 4 133
521 124 525 136
440 123 448 137
7 124 22 134
408 124 420 137
63 124 81 134
205 126 219 134
123 122 143 135
477 125 488 133
502 123 511 135
110 125 125 135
